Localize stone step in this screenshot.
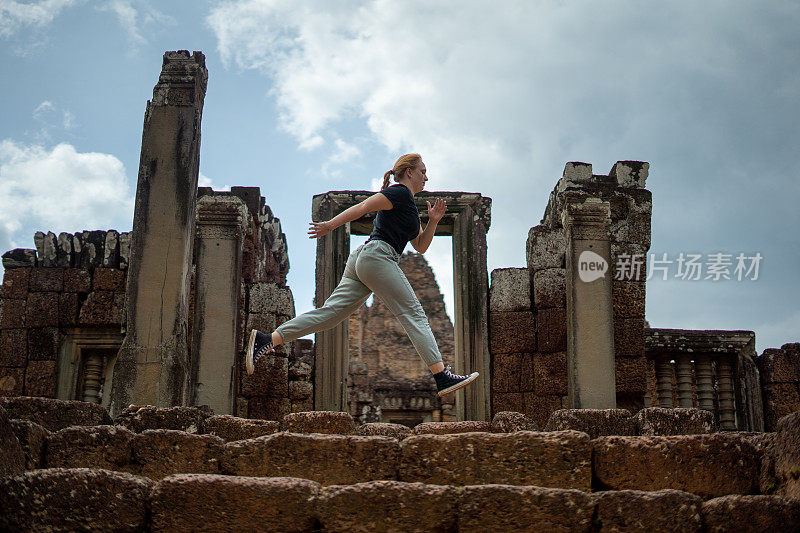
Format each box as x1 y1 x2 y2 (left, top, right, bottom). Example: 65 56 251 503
2 469 799 532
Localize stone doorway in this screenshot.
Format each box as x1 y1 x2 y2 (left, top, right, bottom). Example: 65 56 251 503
312 190 492 420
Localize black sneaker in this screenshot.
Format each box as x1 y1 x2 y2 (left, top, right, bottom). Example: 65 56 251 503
434 366 479 397
246 329 274 375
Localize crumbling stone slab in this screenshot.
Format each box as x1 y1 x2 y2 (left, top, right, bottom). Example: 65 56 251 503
491 411 537 432
150 474 320 532
773 411 800 498
27 326 62 360
593 434 759 498
0 395 112 431
114 404 212 433
533 268 566 309
221 432 399 485
23 360 57 396
249 396 290 420
203 414 279 442
29 267 64 292
489 268 531 312
489 311 536 354
545 408 636 439
0 367 25 396
1 248 36 268
399 430 591 488
131 429 224 480
536 307 567 352
317 481 457 533
46 425 135 471
92 267 125 291
615 356 648 394
356 422 413 439
635 407 716 435
9 418 49 469
413 421 491 435
0 405 25 476
2 267 30 298
527 225 565 272
281 411 355 434
63 268 91 292
594 489 702 532
458 484 594 532
249 282 295 315
0 468 152 532
78 290 123 325
25 291 59 327
700 494 800 532
240 354 288 398
759 346 800 383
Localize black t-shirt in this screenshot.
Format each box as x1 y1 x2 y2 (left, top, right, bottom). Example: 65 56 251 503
367 183 421 255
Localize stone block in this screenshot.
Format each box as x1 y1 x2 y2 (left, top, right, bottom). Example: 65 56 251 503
240 354 288 398
78 290 123 325
523 393 562 429
248 396 291 420
526 225 566 272
2 248 37 268
0 405 25 476
533 268 566 308
611 242 647 282
635 407 716 435
63 268 91 292
489 268 531 312
356 422 413 439
24 360 56 397
759 347 800 383
612 280 646 318
536 307 567 352
492 352 522 392
92 267 125 291
203 414 279 442
246 311 277 338
489 311 536 354
103 231 119 268
2 267 30 298
27 327 62 361
491 411 537 432
221 433 399 485
131 429 224 480
534 351 567 395
0 329 26 367
519 352 535 391
58 291 79 326
25 291 58 327
0 298 26 328
0 396 112 431
56 232 73 267
114 404 213 433
615 317 646 358
763 383 800 432
46 425 136 471
119 232 130 269
493 392 524 414
701 495 800 532
29 268 64 292
0 367 25 396
774 411 800 499
544 409 636 439
412 421 491 435
282 411 355 434
595 489 702 532
592 434 759 498
249 282 295 315
610 160 649 188
399 430 591 488
288 380 312 400
290 399 314 413
615 356 648 393
317 481 457 533
458 484 595 532
151 474 320 533
9 419 49 469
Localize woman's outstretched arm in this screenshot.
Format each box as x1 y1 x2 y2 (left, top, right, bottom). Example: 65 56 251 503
308 192 393 239
411 198 446 253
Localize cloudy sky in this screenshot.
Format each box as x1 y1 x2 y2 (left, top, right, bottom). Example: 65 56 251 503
1 0 798 354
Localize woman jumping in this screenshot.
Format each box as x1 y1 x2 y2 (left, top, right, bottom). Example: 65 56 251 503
246 153 479 397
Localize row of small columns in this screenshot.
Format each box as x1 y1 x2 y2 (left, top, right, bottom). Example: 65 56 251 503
653 354 737 430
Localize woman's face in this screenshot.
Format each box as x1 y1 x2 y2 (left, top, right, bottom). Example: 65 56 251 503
407 161 428 193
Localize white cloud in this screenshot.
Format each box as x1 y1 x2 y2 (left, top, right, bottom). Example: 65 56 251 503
321 138 362 178
97 0 175 48
198 172 230 191
0 140 134 251
0 0 78 39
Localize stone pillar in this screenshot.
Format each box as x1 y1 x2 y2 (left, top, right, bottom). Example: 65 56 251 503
110 51 208 417
561 196 616 409
190 195 247 415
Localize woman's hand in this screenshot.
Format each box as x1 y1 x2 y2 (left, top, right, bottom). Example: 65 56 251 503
308 220 332 239
426 198 447 224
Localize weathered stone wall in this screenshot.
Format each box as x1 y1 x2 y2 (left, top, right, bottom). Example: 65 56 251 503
757 343 800 431
0 230 129 398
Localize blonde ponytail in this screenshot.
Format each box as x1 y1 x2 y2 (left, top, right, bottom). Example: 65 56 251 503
381 170 393 189
380 153 422 190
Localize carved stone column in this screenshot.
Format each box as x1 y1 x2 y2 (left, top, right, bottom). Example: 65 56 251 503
562 196 616 408
695 354 714 411
110 51 207 417
676 355 694 407
190 195 248 414
655 357 673 408
716 356 736 430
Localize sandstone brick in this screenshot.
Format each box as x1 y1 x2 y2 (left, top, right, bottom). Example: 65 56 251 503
492 352 522 392
534 351 567 395
63 268 91 292
0 367 25 396
221 432 399 485
701 494 800 532
536 307 566 352
613 280 646 318
489 311 536 354
0 298 26 328
533 268 566 309
46 425 135 471
288 380 312 400
459 484 594 532
593 433 759 498
544 408 636 439
290 399 314 413
412 421 491 435
0 396 112 431
318 481 457 533
131 429 224 480
595 489 702 532
0 468 152 532
523 392 563 429
114 404 212 433
29 268 64 292
774 411 800 499
526 225 566 272
356 422 413 439
635 407 716 435
2 267 30 298
24 360 56 397
241 354 288 398
151 474 320 533
759 347 800 383
249 282 295 315
9 419 49 470
491 411 537 432
27 327 62 361
282 411 355 434
763 383 800 432
489 268 531 312
611 242 648 282
246 311 277 338
0 329 26 366
615 356 648 393
493 392 524 413
79 290 123 325
519 352 535 391
58 292 79 326
203 414 279 442
0 405 25 476
25 291 58 327
615 316 646 358
249 396 290 420
399 430 591 488
92 267 125 291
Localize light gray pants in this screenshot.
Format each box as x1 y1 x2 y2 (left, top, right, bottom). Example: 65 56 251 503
275 239 443 366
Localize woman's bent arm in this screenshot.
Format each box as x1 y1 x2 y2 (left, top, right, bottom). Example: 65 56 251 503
308 192 392 239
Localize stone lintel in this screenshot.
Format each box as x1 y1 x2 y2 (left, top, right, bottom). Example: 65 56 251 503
646 328 756 355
